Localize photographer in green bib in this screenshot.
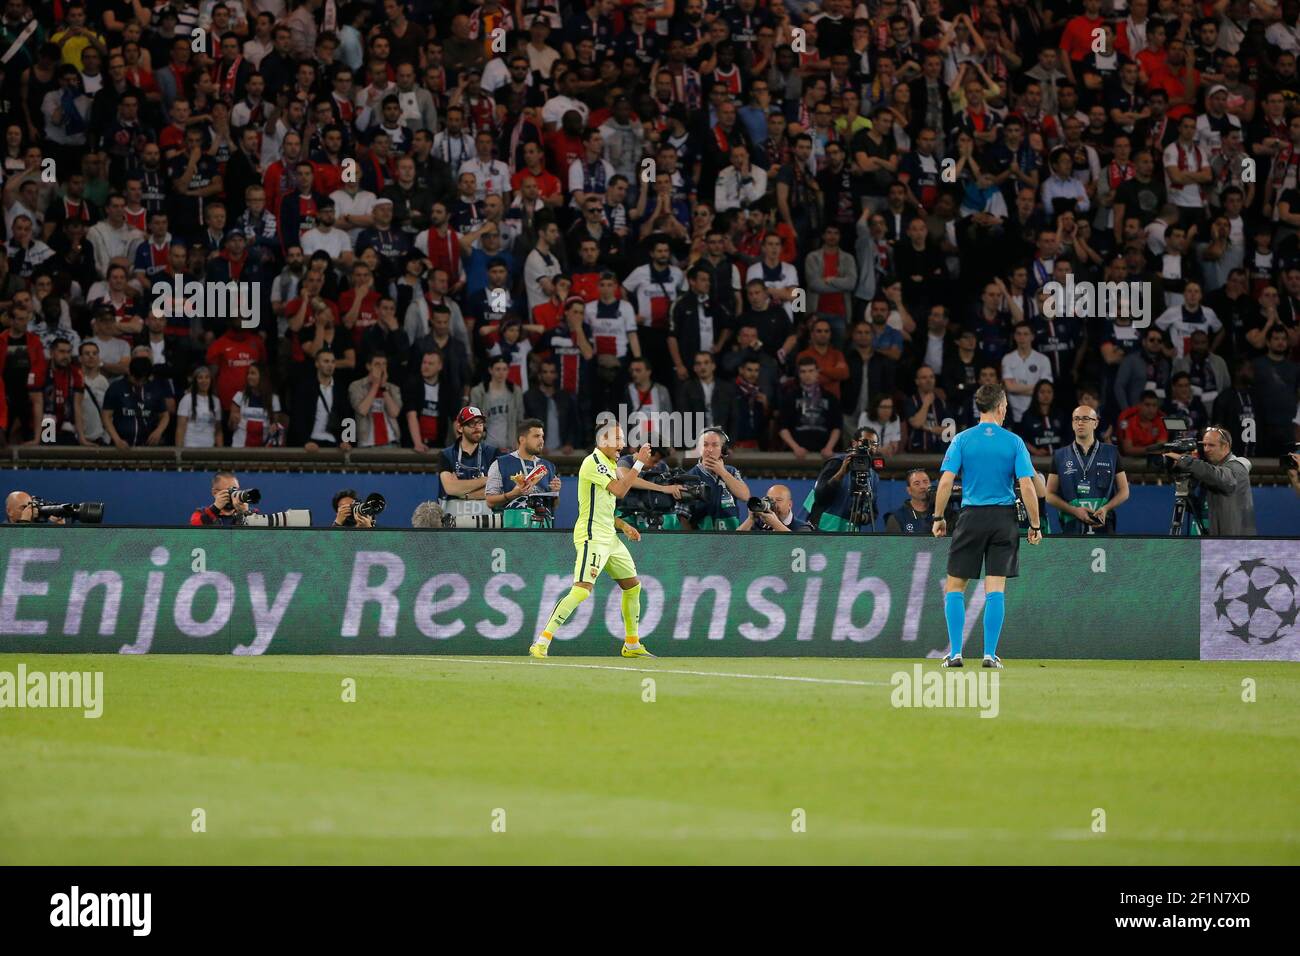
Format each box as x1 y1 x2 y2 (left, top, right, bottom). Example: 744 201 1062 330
484 418 561 528
1045 404 1130 534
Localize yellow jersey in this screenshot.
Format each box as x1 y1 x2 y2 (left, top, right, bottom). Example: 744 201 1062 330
574 449 621 546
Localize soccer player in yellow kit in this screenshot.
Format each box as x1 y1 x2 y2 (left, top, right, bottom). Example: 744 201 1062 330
529 425 655 659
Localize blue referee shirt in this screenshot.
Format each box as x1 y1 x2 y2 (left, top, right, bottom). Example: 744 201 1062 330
940 422 1035 506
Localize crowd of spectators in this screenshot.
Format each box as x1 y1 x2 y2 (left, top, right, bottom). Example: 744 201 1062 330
0 0 1298 468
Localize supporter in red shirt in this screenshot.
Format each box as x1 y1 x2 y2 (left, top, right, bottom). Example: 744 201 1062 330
545 114 585 181
510 141 563 203
1059 0 1106 63
338 261 383 345
157 98 192 161
206 326 268 408
1147 37 1200 121
1118 391 1169 456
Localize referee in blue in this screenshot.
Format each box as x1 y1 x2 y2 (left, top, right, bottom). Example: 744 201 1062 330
931 384 1041 669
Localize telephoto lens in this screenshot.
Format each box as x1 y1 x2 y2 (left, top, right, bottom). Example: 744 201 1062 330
353 493 387 519
232 488 262 505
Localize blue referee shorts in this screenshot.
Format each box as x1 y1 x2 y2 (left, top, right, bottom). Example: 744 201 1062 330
947 505 1020 579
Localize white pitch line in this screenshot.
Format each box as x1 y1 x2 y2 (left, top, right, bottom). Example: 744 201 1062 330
411 656 889 687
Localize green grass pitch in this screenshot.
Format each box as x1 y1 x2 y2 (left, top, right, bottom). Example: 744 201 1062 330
1 654 1298 865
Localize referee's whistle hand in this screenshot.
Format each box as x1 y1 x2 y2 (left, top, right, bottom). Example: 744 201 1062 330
1028 529 1043 545
931 519 947 538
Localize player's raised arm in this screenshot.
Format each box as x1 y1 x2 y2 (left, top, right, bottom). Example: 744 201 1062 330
604 445 654 499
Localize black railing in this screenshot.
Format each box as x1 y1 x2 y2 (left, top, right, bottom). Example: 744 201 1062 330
3 445 1295 484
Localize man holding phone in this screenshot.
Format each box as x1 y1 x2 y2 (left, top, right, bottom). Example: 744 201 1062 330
1046 405 1129 534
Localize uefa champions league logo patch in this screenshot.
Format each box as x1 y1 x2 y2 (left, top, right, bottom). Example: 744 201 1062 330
1212 558 1300 646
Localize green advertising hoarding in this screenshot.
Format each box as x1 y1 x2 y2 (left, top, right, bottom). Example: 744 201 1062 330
0 529 1202 658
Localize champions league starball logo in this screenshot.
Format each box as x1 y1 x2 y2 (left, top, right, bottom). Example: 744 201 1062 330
1212 558 1300 646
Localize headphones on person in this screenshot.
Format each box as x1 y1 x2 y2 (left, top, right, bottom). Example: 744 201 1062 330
701 425 731 457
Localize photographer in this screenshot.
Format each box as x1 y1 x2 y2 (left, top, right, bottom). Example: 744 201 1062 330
332 489 376 528
437 406 501 523
1046 405 1129 534
615 446 690 530
484 418 562 528
738 484 811 532
5 491 60 524
675 427 751 531
885 469 936 534
805 426 882 532
191 471 255 526
1164 427 1257 536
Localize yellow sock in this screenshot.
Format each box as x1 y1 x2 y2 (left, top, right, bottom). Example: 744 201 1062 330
620 584 641 643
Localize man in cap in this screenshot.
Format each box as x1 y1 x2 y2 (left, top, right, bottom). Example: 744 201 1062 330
436 405 502 520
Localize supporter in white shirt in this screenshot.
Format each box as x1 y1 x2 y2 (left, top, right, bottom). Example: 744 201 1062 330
567 129 616 208
542 90 589 129
330 183 378 241
175 368 225 448
459 132 512 200
744 234 801 319
523 220 564 313
624 240 686 326
431 114 476 170
714 143 768 212
1000 323 1053 422
1154 281 1223 356
1163 117 1212 212
584 274 640 361
300 202 354 264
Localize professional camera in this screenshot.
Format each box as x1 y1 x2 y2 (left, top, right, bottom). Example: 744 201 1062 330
846 447 885 527
352 492 387 520
31 498 105 524
1154 436 1199 455
748 495 775 515
231 488 261 506
622 468 708 529
1148 417 1206 535
1148 417 1199 471
241 509 312 527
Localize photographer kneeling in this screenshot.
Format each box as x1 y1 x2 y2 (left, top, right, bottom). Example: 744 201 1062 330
1163 427 1257 536
332 489 382 528
5 492 103 525
191 471 256 526
738 484 811 532
805 426 882 532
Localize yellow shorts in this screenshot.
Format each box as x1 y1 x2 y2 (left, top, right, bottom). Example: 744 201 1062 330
573 537 637 584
